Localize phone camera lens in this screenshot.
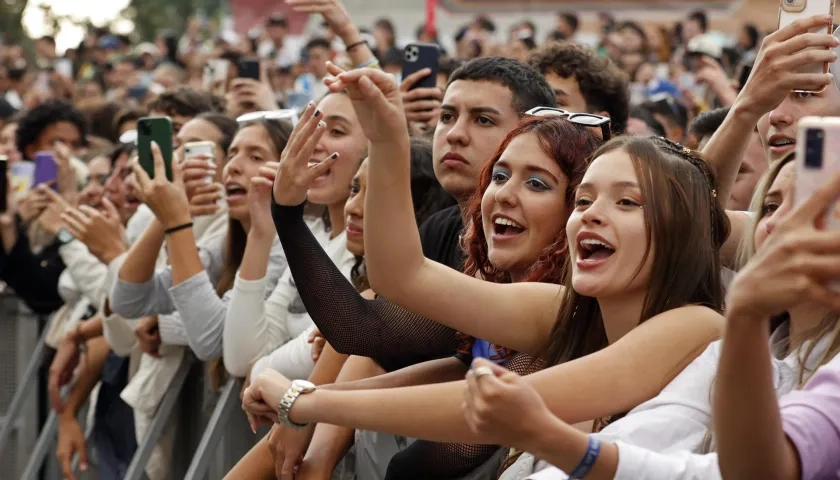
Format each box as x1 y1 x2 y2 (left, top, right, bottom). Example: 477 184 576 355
805 128 824 169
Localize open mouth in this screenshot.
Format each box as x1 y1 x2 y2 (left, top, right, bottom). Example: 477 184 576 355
225 183 247 201
125 194 141 208
493 217 525 237
769 138 794 150
578 238 616 262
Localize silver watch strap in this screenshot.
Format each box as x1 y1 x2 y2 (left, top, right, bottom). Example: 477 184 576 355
277 383 309 429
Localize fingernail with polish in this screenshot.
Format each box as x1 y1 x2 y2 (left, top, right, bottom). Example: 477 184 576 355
308 100 316 109
331 153 339 159
314 109 321 117
318 121 326 128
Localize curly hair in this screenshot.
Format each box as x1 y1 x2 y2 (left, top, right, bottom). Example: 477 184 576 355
147 86 217 118
528 42 630 134
462 116 601 285
15 99 88 157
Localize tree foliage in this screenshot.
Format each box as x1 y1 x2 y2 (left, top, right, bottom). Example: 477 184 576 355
0 0 30 43
121 0 226 42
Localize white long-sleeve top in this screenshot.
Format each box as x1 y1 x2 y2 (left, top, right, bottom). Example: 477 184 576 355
224 219 354 378
521 323 833 480
109 229 287 360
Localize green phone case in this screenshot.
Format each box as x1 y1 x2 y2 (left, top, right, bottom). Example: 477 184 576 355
137 116 174 181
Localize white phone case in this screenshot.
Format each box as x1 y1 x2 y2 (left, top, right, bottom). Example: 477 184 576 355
778 0 835 90
184 141 216 185
795 116 840 288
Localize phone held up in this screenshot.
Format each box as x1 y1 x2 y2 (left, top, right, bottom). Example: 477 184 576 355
137 117 174 181
238 59 261 80
184 141 216 184
778 0 836 93
0 155 7 213
401 43 440 90
33 151 58 190
795 116 840 289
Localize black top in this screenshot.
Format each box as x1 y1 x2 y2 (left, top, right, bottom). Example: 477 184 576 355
271 199 526 477
418 205 465 273
0 216 66 314
270 200 464 371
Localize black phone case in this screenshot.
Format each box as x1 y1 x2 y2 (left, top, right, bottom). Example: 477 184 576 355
402 43 440 90
238 60 260 80
0 159 7 213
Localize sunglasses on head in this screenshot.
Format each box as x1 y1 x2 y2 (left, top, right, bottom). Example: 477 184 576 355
525 106 612 141
236 109 300 126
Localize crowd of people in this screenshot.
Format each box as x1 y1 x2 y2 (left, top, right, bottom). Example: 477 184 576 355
1 0 839 479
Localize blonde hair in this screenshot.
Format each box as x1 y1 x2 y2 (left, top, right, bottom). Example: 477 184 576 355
700 154 840 453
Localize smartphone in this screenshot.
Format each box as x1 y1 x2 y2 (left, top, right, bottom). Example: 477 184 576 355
184 141 216 184
401 43 440 90
795 116 840 287
137 117 174 181
10 161 34 201
0 156 8 213
238 59 260 80
779 0 835 93
33 152 58 189
127 85 149 101
203 59 229 95
34 71 50 94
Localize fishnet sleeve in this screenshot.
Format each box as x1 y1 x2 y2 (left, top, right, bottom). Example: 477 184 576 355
271 200 460 366
384 352 544 479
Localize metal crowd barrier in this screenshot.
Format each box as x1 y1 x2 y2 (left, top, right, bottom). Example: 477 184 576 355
1 291 262 479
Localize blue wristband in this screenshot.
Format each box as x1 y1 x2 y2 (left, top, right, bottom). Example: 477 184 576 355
568 436 601 479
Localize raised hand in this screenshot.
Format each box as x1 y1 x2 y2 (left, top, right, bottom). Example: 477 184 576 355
287 0 356 39
463 358 555 449
736 14 838 118
181 156 217 203
324 63 408 143
60 197 127 264
36 185 71 236
272 102 341 206
249 161 280 237
728 172 840 320
400 67 443 127
189 183 223 218
130 142 192 229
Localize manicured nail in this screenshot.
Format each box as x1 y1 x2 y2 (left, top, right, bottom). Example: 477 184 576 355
314 109 321 117
318 121 326 129
308 100 315 109
331 153 339 159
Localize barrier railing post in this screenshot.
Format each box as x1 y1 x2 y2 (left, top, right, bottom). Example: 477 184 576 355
0 319 51 455
183 377 243 480
19 410 58 480
122 355 194 480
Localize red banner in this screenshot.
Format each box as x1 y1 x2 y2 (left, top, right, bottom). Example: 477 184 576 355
426 0 438 36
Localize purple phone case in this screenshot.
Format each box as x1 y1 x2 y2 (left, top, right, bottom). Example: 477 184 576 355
33 152 58 189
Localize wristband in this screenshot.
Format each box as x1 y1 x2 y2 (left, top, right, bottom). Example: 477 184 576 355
568 436 601 479
345 40 368 51
164 222 193 235
354 57 380 70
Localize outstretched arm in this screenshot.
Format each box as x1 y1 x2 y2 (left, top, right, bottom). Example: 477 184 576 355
247 306 723 444
320 66 561 355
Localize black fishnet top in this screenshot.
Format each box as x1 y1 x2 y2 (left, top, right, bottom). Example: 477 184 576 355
270 200 463 371
271 200 543 477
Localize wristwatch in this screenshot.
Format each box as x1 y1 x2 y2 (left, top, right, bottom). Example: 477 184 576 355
56 228 75 246
277 380 316 429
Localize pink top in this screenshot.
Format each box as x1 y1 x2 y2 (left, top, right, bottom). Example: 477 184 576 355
780 354 840 480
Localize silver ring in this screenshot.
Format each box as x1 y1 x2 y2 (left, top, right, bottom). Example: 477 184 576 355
473 366 493 378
